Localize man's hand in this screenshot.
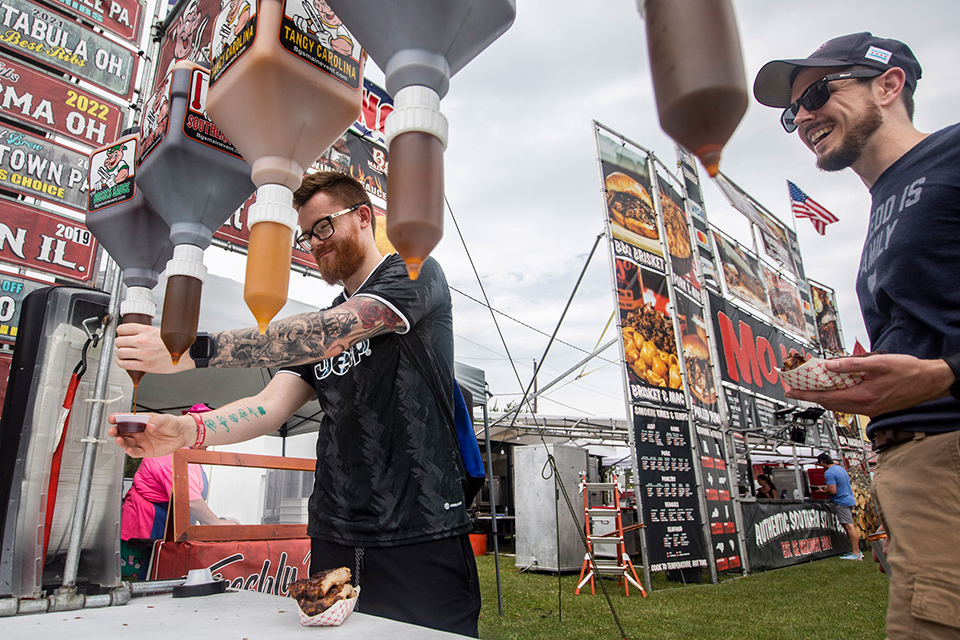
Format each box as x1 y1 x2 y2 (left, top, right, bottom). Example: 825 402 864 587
115 323 196 375
108 412 192 458
785 354 954 416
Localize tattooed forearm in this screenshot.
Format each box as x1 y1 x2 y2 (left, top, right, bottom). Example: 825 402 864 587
206 297 404 368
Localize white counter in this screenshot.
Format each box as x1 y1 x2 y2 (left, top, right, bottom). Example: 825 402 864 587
0 589 465 639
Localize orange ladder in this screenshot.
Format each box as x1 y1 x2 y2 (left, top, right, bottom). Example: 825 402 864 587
575 472 645 597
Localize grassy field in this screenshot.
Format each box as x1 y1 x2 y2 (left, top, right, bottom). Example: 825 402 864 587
475 553 888 640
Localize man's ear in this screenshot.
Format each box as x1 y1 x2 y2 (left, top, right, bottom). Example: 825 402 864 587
875 67 907 108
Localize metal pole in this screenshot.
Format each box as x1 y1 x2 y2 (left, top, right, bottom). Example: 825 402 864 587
481 402 503 616
62 260 123 588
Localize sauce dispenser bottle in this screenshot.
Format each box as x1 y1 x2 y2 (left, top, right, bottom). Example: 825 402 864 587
204 0 365 330
641 0 748 177
326 0 516 279
135 60 256 361
86 131 175 390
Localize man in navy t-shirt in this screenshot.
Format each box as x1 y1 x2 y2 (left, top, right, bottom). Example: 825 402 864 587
755 33 960 638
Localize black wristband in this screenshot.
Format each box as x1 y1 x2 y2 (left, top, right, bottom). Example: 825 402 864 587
189 332 215 368
942 352 960 401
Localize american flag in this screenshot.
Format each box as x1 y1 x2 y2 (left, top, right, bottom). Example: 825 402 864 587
788 180 838 235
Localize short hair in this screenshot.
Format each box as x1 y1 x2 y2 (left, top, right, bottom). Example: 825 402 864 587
293 171 375 235
817 452 833 464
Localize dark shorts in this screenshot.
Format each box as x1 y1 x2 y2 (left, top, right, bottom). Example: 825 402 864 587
828 502 855 525
310 534 481 637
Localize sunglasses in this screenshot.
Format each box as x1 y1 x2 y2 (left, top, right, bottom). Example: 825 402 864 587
294 203 364 251
781 69 883 133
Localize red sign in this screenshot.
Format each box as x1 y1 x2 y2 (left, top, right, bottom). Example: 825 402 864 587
152 539 311 596
0 200 97 280
46 0 144 43
0 55 125 148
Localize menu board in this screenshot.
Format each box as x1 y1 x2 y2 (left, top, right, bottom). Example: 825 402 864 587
632 406 707 573
696 424 742 574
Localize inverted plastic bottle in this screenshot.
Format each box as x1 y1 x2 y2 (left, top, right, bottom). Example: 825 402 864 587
86 131 175 386
326 0 515 278
642 0 748 177
136 61 255 357
204 0 364 329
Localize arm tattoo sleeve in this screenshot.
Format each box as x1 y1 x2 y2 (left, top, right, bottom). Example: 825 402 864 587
208 296 404 368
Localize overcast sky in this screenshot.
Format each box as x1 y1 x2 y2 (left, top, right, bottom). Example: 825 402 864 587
205 1 960 422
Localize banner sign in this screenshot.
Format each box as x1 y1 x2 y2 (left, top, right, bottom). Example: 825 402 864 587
0 272 48 342
741 500 849 571
0 123 89 212
633 407 708 573
0 0 139 99
696 424 741 573
88 133 136 211
152 538 311 594
314 130 387 203
154 0 219 88
0 54 125 147
48 0 144 43
809 280 845 356
0 199 97 280
709 291 812 403
761 265 807 338
355 78 393 146
712 230 769 315
673 288 721 425
0 350 11 413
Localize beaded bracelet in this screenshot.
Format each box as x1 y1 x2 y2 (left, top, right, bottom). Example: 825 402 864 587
188 412 206 449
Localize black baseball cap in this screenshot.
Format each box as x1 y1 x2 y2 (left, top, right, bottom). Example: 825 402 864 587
816 452 833 464
754 32 922 108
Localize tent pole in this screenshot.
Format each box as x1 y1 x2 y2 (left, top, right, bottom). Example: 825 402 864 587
482 401 503 616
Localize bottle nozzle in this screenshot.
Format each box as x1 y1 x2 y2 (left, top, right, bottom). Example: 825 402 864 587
404 258 423 281
694 144 722 177
257 320 269 335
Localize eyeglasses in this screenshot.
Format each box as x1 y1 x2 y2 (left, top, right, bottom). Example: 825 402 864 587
781 69 883 133
294 203 364 251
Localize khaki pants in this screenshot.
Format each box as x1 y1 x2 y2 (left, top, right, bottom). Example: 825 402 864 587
873 430 960 639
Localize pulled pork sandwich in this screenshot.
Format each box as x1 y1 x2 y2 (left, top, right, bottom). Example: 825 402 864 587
781 353 807 371
605 172 658 239
288 567 357 616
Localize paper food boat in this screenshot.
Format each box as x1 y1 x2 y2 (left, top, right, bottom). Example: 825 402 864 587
777 358 864 391
297 587 360 627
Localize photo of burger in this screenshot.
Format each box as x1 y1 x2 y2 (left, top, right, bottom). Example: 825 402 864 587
682 333 716 405
605 171 659 243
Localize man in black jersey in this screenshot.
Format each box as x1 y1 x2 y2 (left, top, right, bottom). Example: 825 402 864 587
110 171 480 636
755 33 960 638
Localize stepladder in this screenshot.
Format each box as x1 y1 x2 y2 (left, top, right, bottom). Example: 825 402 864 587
575 472 646 597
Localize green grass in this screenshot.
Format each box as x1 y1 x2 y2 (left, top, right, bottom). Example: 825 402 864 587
476 554 888 640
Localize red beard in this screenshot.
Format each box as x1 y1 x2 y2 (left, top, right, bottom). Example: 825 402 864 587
314 230 365 286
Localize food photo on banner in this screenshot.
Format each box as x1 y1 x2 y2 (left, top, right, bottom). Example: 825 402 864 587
656 175 698 292
809 280 845 356
631 405 708 574
760 265 806 338
711 230 769 316
672 290 720 424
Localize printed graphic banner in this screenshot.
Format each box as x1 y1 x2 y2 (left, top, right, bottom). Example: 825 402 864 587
741 500 848 571
809 280 845 356
0 199 97 280
0 273 48 342
0 54 125 148
0 0 139 98
696 424 741 574
709 291 811 403
0 123 90 212
712 230 769 315
632 406 708 573
48 0 144 43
